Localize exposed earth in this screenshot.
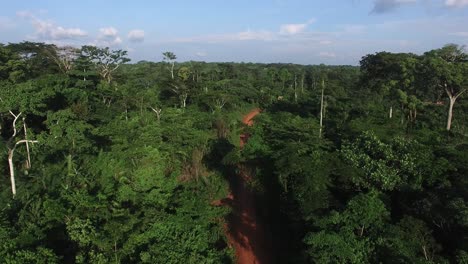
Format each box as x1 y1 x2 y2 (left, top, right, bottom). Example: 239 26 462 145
223 109 273 264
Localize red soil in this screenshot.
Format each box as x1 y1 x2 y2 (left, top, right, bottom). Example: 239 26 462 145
239 108 261 148
222 108 272 264
242 108 261 127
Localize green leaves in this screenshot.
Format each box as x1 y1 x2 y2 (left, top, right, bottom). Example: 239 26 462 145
0 78 57 115
66 218 96 247
128 220 224 264
380 216 442 263
341 131 439 191
1 41 467 263
304 231 370 264
306 192 389 263
3 247 60 264
81 46 130 83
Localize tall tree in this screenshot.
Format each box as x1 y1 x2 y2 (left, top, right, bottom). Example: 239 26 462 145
319 78 325 138
81 46 130 84
423 44 468 131
45 45 80 74
163 51 177 79
6 41 59 79
360 52 419 122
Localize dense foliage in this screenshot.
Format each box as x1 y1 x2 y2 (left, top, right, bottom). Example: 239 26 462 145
0 41 467 263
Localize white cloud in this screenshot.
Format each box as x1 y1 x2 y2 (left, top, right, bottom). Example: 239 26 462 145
196 51 207 57
113 36 123 45
280 24 307 35
279 19 316 35
445 0 468 7
319 51 336 58
450 31 468 37
17 10 87 40
128 29 145 42
97 27 122 46
99 27 118 38
33 20 87 39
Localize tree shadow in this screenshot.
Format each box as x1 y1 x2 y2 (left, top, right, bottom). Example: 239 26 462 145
206 136 276 263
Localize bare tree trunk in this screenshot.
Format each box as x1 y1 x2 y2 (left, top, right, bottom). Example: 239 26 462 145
8 149 16 196
181 94 187 108
3 111 39 196
319 79 325 138
171 62 175 79
445 84 466 131
8 140 38 196
294 74 298 102
150 107 162 121
9 111 21 138
447 96 456 131
422 245 429 261
23 118 31 169
389 106 393 119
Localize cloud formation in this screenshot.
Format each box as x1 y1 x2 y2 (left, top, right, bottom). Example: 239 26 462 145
450 31 468 37
98 27 122 45
280 24 308 35
279 19 316 35
17 10 87 40
172 19 317 43
128 29 145 42
445 0 468 7
100 27 118 38
372 0 416 13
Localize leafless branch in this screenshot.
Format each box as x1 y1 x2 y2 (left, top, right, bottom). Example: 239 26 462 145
9 111 22 138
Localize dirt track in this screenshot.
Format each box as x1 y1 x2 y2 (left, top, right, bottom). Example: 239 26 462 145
224 108 272 264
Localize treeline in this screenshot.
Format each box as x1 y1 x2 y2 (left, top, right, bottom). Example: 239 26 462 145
0 41 467 263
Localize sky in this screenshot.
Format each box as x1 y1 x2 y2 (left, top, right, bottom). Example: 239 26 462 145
0 0 467 65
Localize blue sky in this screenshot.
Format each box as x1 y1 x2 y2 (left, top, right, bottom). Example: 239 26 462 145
0 0 467 64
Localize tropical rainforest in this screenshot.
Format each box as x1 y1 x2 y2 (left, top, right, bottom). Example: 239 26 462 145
0 42 467 264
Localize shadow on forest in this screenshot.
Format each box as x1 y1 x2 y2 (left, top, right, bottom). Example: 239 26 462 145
206 128 307 263
206 137 277 263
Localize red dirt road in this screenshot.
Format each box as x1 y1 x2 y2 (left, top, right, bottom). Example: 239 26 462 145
242 108 261 126
239 108 261 148
224 108 273 264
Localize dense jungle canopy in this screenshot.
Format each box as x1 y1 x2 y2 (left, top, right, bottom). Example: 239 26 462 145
0 42 467 263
